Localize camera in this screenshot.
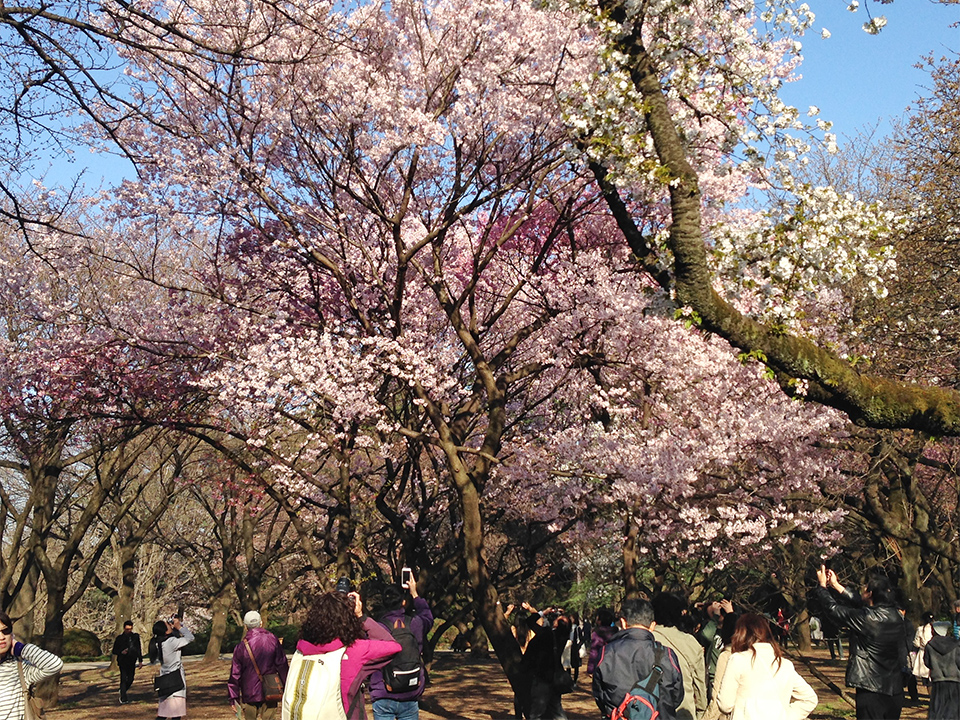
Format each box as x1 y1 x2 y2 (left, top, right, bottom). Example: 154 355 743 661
335 576 353 594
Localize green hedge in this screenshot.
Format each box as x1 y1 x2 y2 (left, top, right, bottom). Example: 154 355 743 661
62 629 102 658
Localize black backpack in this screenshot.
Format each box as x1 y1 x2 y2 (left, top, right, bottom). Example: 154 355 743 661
383 618 423 693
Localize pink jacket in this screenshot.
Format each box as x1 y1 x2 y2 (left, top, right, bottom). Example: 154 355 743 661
296 617 400 719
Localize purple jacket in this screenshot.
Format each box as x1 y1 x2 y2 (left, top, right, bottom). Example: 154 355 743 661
369 597 434 702
228 627 290 704
587 624 619 675
297 616 400 720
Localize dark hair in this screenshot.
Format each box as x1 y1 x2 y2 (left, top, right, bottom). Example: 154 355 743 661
866 573 897 605
595 608 616 628
379 585 413 616
0 611 11 657
731 613 782 669
620 598 655 629
301 592 363 647
123 620 134 628
652 592 687 628
149 620 169 663
718 610 741 647
922 612 935 625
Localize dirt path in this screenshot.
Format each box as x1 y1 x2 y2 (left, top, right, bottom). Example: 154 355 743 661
46 646 929 719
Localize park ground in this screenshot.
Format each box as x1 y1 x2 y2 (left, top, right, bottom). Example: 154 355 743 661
47 646 929 719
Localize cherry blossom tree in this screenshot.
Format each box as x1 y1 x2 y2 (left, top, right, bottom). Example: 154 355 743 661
7 0 960 701
578 0 960 434
82 0 872 700
0 204 221 662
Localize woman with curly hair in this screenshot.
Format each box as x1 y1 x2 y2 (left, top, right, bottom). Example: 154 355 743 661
716 613 817 720
283 591 400 720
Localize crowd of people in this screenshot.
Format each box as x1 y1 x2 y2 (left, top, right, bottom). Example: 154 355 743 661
505 566 960 720
228 573 434 720
506 593 814 720
4 565 960 720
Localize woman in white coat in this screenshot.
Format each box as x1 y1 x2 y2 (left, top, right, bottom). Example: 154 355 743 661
717 613 817 720
912 611 935 685
150 617 195 720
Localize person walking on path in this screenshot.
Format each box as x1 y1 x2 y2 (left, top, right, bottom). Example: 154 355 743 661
814 565 908 720
0 610 62 720
369 573 434 720
586 609 618 677
111 619 143 704
821 613 844 662
229 610 289 720
715 613 817 720
150 615 195 720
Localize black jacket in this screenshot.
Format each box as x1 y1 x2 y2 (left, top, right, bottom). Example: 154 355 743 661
521 622 563 683
813 586 907 695
111 631 143 666
925 635 960 683
592 627 684 720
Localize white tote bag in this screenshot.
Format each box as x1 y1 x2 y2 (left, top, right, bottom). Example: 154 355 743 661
282 646 348 720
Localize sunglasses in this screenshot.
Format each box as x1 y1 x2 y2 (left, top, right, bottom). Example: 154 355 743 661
0 628 11 636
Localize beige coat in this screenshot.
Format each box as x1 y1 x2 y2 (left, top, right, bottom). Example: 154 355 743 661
700 649 731 720
654 625 708 720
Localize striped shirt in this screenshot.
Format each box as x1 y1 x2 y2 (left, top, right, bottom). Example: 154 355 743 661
0 644 63 720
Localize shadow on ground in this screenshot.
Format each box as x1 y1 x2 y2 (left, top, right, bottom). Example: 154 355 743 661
44 646 930 719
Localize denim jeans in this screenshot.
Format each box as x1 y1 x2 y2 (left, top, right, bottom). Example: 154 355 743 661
372 698 419 720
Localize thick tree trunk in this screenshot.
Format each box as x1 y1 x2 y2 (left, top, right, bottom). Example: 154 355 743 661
335 454 356 581
40 583 66 656
204 586 233 662
435 423 524 703
9 565 39 641
622 513 640 601
795 608 812 653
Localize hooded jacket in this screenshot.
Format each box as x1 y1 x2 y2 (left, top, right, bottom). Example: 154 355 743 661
813 586 908 695
924 635 960 684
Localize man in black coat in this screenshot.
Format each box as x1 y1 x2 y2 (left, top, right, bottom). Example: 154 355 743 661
814 565 908 720
111 620 143 704
592 598 684 720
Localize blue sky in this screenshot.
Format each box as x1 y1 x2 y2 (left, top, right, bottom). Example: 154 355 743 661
780 0 960 141
43 0 960 189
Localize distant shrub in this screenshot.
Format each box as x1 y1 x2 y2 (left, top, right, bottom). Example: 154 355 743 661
62 629 102 658
271 624 300 650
